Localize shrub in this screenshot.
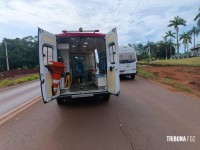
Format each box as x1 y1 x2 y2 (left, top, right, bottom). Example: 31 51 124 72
34 65 39 69
22 66 29 70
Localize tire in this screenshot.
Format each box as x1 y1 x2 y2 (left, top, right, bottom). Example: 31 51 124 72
103 94 110 101
130 74 135 79
57 98 64 105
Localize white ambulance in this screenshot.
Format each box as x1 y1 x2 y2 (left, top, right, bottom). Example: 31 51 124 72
119 45 137 79
38 27 120 104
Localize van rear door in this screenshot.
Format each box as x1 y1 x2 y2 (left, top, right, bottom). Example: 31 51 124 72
38 28 60 103
106 28 120 95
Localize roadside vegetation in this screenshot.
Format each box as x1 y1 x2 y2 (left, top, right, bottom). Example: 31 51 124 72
138 64 200 97
0 36 38 72
137 66 156 79
138 57 200 67
160 78 192 93
0 74 39 88
138 66 194 94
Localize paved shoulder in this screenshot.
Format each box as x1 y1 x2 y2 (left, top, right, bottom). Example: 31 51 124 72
0 81 41 115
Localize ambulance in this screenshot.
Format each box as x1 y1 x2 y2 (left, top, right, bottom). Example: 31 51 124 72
38 27 120 104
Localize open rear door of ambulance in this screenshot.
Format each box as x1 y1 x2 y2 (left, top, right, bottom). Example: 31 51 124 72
106 28 120 96
38 28 60 103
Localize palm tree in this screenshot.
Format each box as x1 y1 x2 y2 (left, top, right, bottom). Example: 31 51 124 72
179 32 192 54
164 30 175 59
194 7 200 27
168 16 186 55
189 26 200 48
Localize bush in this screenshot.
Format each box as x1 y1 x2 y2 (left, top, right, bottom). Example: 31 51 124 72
34 65 39 69
22 66 29 70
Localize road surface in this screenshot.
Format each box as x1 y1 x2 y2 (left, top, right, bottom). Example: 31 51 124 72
0 77 199 150
0 81 40 116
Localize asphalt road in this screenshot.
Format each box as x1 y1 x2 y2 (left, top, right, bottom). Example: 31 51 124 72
0 81 40 116
0 77 199 150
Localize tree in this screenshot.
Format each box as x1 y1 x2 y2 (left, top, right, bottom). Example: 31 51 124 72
0 42 6 71
194 7 200 27
132 43 149 60
179 32 192 54
164 30 175 58
156 41 175 59
168 16 186 55
0 36 38 72
189 26 200 48
133 42 159 61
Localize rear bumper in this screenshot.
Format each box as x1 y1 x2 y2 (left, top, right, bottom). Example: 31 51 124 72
59 91 110 99
120 70 137 75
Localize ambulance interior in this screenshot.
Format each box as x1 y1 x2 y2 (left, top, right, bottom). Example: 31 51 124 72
57 37 108 93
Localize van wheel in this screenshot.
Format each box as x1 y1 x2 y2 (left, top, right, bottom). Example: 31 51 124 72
57 98 64 105
103 94 110 101
130 74 135 79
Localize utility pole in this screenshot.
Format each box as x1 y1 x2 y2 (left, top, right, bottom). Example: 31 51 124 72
4 42 10 70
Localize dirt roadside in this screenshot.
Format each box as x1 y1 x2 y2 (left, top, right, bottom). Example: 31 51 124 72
143 66 200 97
0 69 38 81
0 69 39 91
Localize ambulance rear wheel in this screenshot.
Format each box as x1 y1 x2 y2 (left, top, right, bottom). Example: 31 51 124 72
103 94 110 101
57 98 64 105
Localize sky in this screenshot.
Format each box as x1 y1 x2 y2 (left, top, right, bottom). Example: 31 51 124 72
0 0 199 53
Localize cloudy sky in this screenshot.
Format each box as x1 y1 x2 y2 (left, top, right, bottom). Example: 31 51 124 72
0 0 199 52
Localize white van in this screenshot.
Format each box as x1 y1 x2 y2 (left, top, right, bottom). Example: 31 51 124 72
119 45 137 79
38 27 120 104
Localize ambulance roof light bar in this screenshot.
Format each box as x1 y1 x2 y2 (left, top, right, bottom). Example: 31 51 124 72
62 27 99 33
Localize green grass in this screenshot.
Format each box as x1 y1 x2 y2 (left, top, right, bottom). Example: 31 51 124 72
137 66 157 79
160 78 192 93
0 74 39 88
138 57 200 67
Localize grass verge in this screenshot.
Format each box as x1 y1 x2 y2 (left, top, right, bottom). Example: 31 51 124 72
138 66 194 95
0 74 39 88
137 66 157 80
138 57 200 67
160 78 192 93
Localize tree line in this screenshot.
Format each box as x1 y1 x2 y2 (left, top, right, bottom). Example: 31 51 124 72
0 36 38 72
134 6 200 61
